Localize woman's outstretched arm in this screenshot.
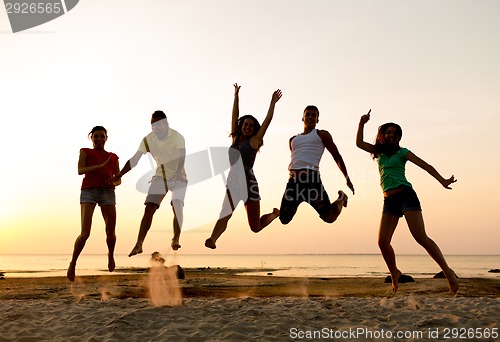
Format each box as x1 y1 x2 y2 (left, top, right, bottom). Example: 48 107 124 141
251 89 282 148
356 109 376 153
406 152 457 189
230 83 241 135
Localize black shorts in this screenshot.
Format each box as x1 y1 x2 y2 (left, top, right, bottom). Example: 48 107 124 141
383 186 422 217
279 170 333 224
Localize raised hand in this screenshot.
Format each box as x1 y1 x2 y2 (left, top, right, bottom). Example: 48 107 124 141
441 175 457 189
346 177 355 195
234 83 241 95
359 109 371 125
271 89 282 103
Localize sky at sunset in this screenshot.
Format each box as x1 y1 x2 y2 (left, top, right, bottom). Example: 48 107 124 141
1 0 499 256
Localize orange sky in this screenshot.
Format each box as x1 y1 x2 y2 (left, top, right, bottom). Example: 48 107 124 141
1 0 499 256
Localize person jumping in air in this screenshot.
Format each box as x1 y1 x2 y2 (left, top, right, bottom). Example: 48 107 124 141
111 111 187 256
279 105 354 225
356 109 459 294
205 83 282 249
68 126 120 282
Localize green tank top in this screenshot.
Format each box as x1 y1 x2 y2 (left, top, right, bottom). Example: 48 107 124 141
377 147 412 192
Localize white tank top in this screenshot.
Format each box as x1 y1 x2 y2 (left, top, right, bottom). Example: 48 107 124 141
289 129 325 171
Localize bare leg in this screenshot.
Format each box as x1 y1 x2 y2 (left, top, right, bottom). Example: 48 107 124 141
129 203 158 257
206 214 232 249
260 208 281 230
68 203 96 282
171 200 183 250
404 211 459 294
205 193 236 249
378 214 402 293
245 200 280 233
101 204 116 272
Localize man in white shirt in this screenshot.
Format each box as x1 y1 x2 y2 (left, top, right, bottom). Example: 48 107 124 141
112 111 187 255
279 105 354 225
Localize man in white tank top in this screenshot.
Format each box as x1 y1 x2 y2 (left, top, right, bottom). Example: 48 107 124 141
279 105 354 224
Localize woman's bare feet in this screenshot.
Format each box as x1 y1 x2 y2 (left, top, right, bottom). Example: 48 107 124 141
67 262 76 282
128 243 143 257
171 239 181 251
445 269 459 294
205 238 216 249
391 269 402 293
108 253 115 272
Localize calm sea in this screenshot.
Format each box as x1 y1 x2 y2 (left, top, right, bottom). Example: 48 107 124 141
0 254 499 279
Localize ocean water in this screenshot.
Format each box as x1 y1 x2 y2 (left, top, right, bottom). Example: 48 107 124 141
0 254 499 279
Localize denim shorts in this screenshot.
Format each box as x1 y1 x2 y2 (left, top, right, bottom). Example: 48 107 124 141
80 187 116 206
383 186 421 217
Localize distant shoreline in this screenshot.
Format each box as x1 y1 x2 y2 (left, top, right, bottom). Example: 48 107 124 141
1 268 500 300
1 253 499 279
2 266 500 280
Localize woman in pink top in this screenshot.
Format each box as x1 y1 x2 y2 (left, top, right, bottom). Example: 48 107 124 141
67 126 120 282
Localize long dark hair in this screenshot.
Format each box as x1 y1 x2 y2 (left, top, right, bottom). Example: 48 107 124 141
372 122 402 159
230 114 263 150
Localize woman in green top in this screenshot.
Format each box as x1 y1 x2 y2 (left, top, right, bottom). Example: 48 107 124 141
356 110 458 294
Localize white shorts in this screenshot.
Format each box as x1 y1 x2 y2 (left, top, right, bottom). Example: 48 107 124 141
145 176 187 207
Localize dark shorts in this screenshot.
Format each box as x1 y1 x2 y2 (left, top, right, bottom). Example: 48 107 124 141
279 170 333 224
80 187 116 206
383 186 422 217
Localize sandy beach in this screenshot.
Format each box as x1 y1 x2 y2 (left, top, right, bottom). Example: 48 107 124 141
1 268 499 341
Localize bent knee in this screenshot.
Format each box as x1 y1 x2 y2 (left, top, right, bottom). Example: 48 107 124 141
250 225 261 233
378 239 391 249
279 215 292 225
320 212 338 224
79 233 91 241
248 219 261 233
322 216 337 224
414 236 432 247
